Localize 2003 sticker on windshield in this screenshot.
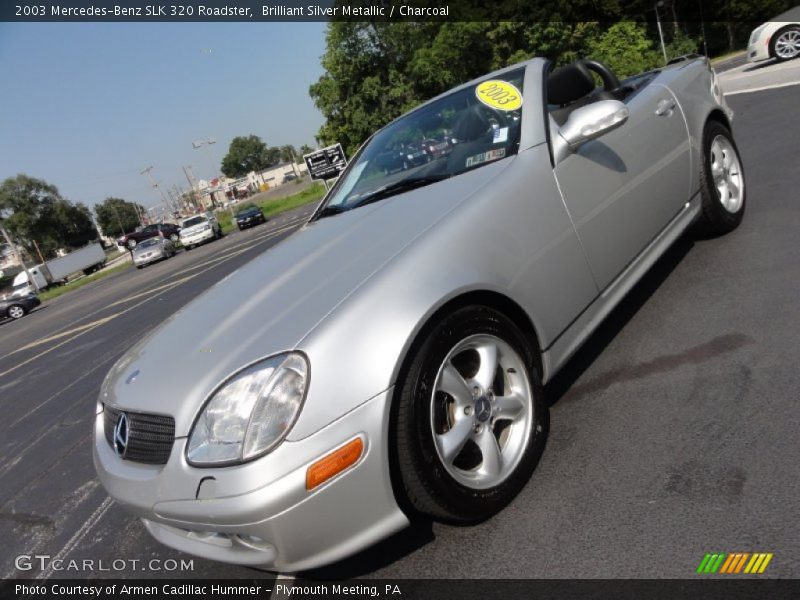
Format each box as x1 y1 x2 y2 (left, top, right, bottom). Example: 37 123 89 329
475 80 523 111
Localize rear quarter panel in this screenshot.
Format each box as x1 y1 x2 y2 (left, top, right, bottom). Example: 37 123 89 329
656 59 734 197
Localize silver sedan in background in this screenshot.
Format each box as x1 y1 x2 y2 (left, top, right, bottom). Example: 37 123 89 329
95 55 745 571
131 236 176 268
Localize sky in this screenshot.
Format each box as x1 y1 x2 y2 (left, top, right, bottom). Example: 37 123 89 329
0 22 328 211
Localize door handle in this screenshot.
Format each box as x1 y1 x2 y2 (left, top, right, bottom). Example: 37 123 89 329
655 98 676 116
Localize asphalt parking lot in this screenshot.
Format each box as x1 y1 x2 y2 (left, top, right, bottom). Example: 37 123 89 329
1 81 799 581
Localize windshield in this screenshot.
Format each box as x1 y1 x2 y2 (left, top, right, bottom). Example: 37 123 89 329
12 282 30 291
237 207 259 216
317 68 525 217
138 238 160 248
182 216 207 227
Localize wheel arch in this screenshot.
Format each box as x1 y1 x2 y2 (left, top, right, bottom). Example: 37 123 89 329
706 108 732 132
390 290 544 393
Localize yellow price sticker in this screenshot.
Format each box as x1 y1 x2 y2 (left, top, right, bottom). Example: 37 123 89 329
475 80 523 111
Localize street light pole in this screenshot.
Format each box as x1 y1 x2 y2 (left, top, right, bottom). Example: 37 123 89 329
192 137 219 207
655 1 668 64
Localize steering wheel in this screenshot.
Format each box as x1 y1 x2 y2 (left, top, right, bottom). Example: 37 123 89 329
581 59 621 93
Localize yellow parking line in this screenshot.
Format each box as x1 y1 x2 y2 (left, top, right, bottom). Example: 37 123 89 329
9 315 119 354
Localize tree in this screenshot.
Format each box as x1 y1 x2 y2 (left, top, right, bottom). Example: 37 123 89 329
95 197 145 239
279 144 298 164
220 135 280 178
0 174 98 260
299 144 314 158
587 22 661 78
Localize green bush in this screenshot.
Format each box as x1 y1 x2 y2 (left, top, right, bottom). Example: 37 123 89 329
587 22 662 79
666 31 699 61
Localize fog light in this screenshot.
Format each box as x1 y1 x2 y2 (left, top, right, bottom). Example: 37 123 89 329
235 535 273 552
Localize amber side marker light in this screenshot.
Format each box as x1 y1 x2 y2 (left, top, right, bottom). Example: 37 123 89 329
306 437 364 490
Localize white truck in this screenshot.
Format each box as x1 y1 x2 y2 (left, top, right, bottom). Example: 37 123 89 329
10 243 106 297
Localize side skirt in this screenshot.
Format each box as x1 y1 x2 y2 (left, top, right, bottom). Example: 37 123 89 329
541 195 701 383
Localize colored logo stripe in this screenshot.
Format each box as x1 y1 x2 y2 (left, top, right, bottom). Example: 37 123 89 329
697 552 773 574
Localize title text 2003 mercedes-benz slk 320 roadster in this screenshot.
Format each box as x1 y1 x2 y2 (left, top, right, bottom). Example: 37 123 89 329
95 56 745 571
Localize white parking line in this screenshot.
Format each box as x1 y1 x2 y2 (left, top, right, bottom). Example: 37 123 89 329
37 496 114 580
270 574 295 598
725 81 800 95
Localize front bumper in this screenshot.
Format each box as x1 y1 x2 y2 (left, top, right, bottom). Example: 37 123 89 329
747 40 770 63
133 251 163 266
237 217 263 228
181 228 215 246
93 389 408 572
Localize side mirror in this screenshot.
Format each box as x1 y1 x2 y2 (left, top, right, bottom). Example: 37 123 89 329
558 99 629 152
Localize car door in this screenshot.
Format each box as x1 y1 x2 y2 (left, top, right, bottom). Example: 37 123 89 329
552 83 691 290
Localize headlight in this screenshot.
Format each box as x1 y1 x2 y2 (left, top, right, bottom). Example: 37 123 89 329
186 353 308 466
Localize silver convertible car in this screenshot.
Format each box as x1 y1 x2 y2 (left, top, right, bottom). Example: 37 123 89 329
95 56 745 571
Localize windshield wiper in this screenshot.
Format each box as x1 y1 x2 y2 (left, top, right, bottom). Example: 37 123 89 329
352 174 451 209
315 204 349 219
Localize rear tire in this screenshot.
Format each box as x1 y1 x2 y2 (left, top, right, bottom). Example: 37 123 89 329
695 121 745 237
392 305 548 524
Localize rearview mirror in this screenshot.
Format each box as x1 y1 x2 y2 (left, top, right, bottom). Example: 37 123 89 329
558 100 629 152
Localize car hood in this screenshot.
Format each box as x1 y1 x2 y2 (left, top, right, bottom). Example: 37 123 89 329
133 244 161 255
101 160 510 436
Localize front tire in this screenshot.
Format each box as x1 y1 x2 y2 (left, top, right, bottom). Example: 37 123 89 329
7 305 26 319
695 121 745 236
770 26 800 62
392 305 548 523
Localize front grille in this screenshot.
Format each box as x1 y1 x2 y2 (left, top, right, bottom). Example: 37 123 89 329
104 405 175 465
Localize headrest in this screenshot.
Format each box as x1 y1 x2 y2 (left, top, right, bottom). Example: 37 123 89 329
547 61 595 106
454 105 489 142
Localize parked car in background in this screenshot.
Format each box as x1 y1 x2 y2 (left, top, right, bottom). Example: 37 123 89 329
95 56 744 572
179 213 222 250
235 205 267 230
1 293 40 320
118 223 181 249
131 237 176 268
747 6 800 63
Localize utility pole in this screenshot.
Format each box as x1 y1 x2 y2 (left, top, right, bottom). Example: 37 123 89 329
0 221 39 292
32 239 45 264
182 165 200 211
140 166 173 215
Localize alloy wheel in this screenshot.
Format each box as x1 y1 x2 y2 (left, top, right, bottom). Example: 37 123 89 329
775 29 800 59
8 306 25 319
709 135 744 214
430 334 533 490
